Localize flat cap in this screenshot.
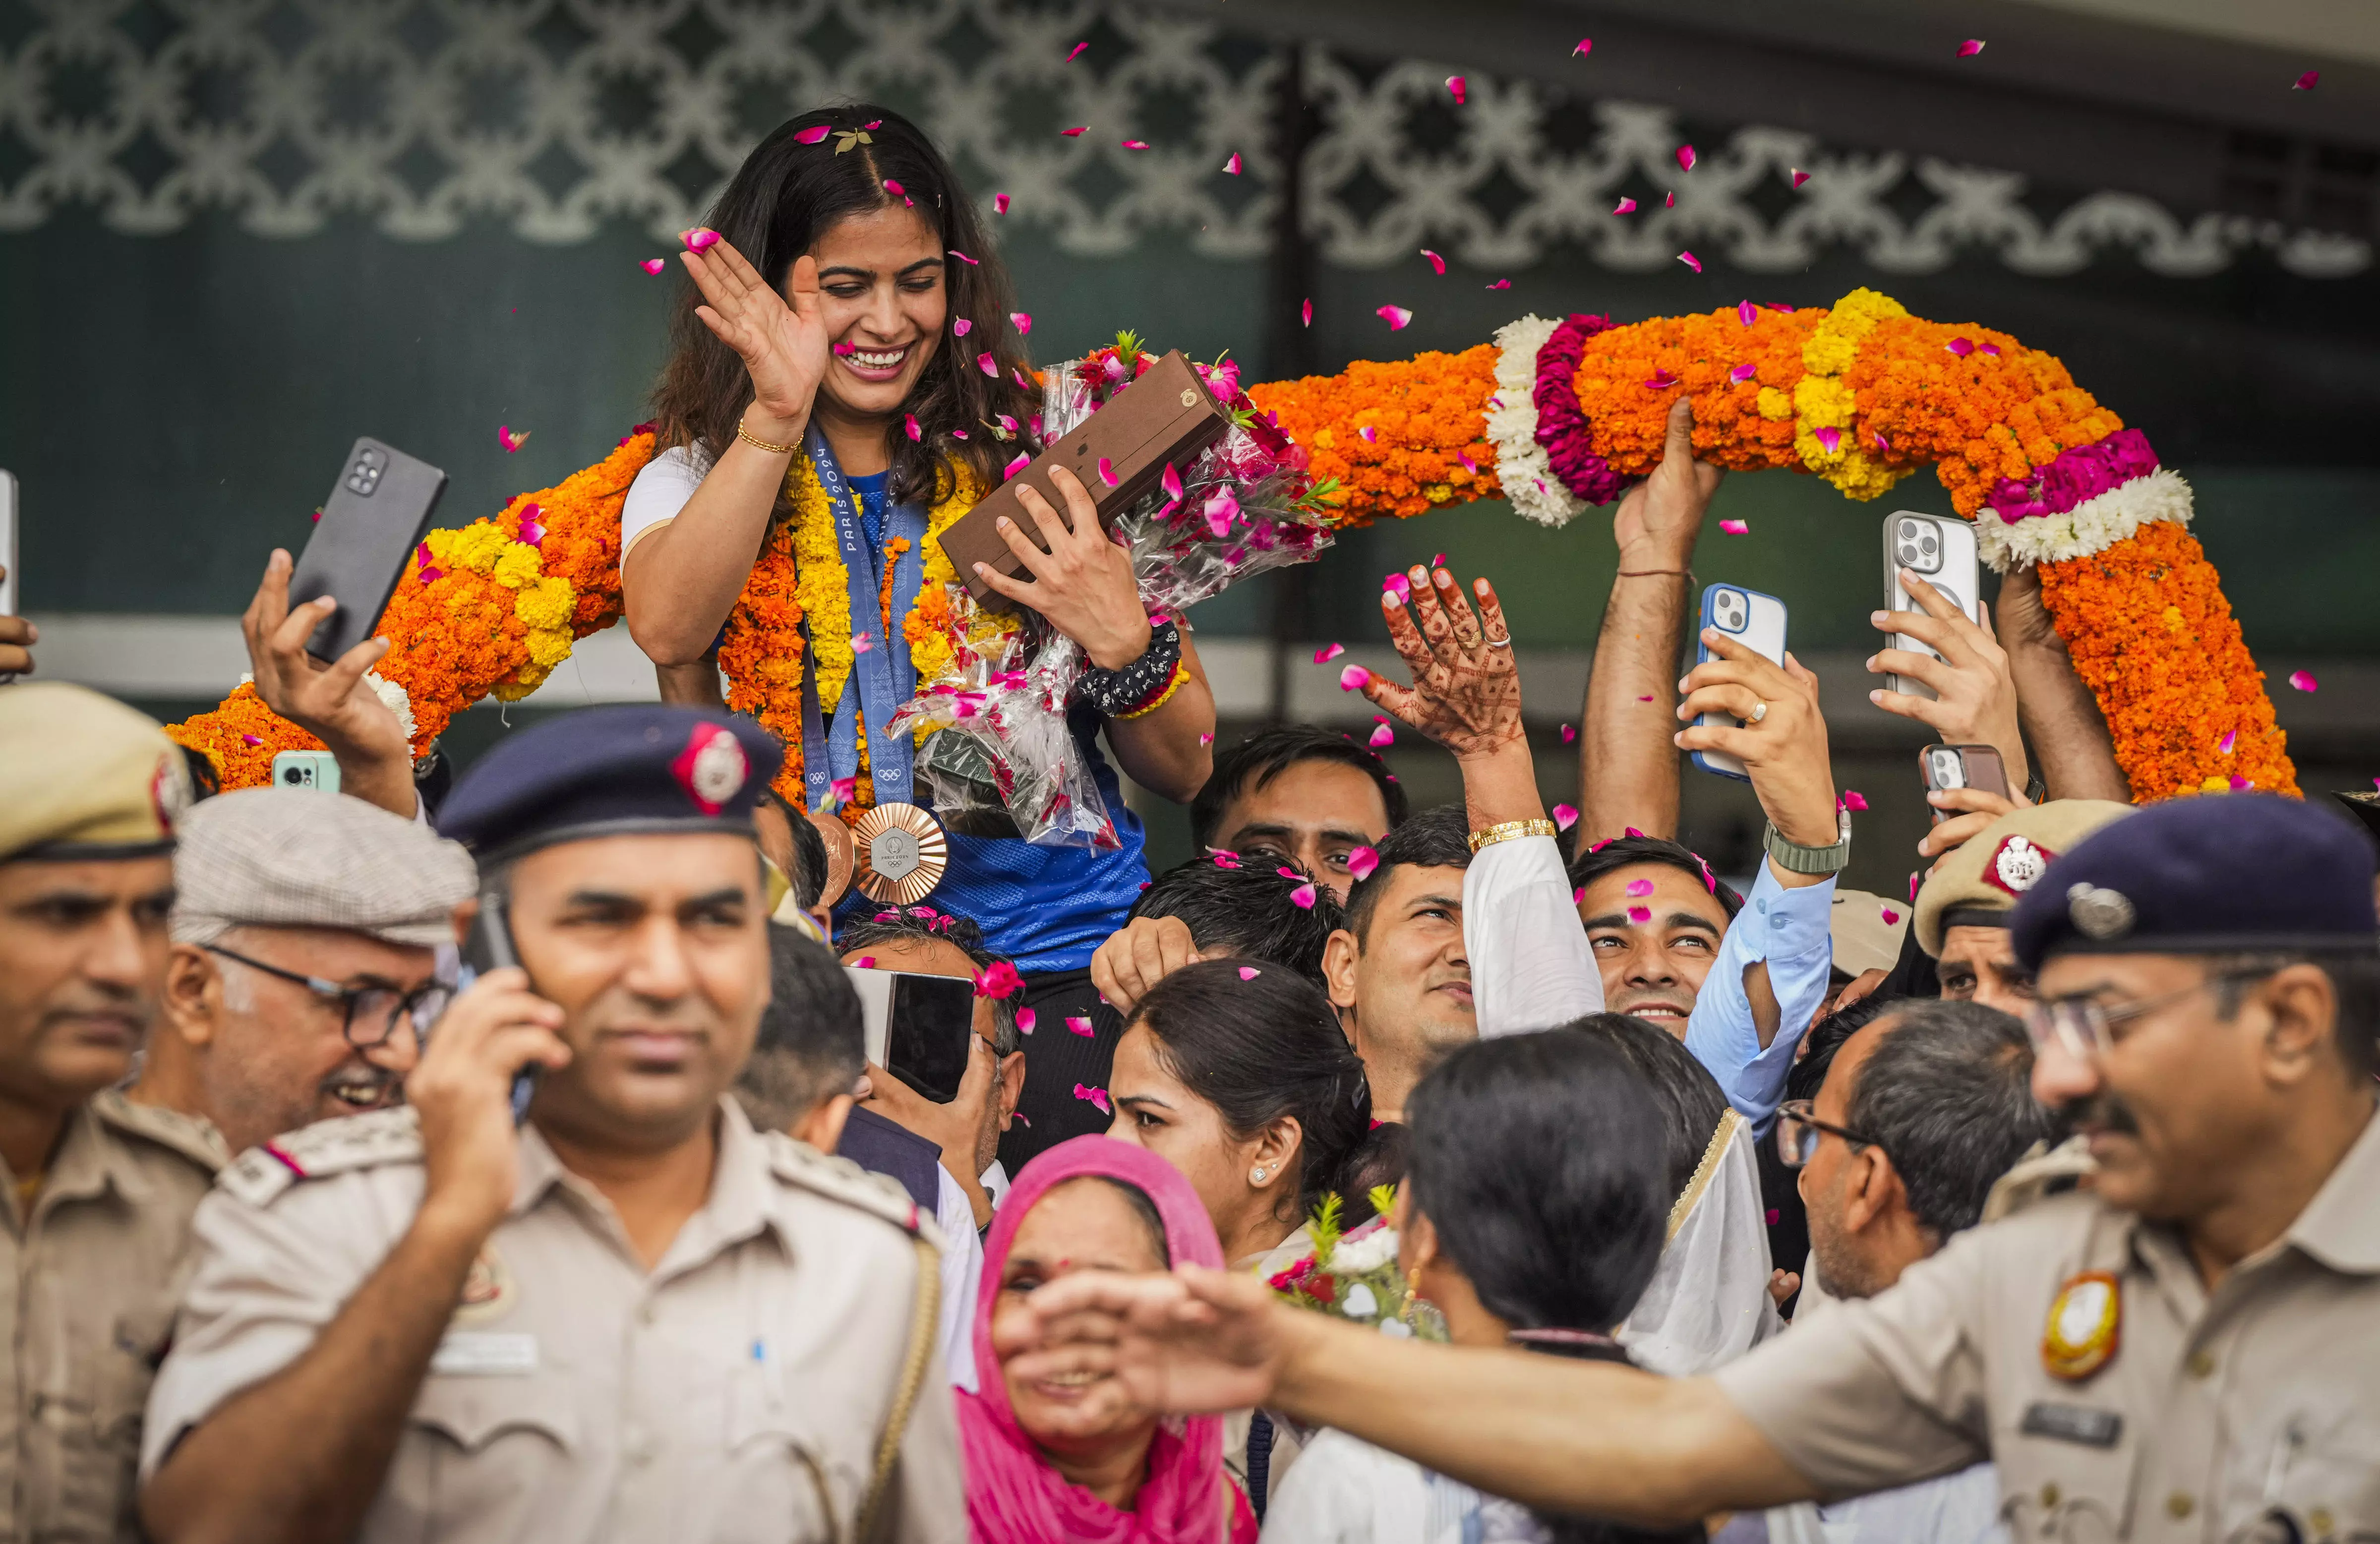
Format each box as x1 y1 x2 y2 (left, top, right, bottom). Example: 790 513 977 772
1829 888 1908 978
2011 793 2378 971
1915 799 2135 958
171 788 476 949
438 705 781 864
0 683 193 863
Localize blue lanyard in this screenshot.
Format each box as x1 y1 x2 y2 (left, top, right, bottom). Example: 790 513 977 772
799 427 929 813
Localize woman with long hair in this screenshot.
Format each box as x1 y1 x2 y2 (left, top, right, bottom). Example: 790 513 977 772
1260 1031 1707 1544
965 1135 1257 1543
621 106 1215 1163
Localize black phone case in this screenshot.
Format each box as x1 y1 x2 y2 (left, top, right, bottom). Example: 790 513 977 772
460 890 539 1123
887 974 977 1105
290 437 447 662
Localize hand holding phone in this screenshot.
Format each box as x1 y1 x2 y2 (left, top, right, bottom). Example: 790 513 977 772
1878 514 1981 702
406 948 568 1236
842 966 981 1103
1678 601 1843 864
0 470 26 683
290 438 446 663
1689 585 1789 781
244 546 417 793
459 891 544 1125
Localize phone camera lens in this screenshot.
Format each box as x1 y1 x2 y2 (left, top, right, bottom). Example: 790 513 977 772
283 766 306 785
1921 534 1938 555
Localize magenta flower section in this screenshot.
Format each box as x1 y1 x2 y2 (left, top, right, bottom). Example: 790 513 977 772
1982 428 2158 525
1532 312 1629 505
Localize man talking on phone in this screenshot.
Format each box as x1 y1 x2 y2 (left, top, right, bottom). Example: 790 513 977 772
139 706 965 1544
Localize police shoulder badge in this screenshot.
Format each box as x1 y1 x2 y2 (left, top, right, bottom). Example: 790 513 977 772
2042 1269 2121 1380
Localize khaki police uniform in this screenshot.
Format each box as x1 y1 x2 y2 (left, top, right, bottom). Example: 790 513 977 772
1717 1110 2380 1543
2 1091 220 1543
142 1099 966 1544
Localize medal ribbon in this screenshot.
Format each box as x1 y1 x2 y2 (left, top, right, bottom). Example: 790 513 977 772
799 426 929 814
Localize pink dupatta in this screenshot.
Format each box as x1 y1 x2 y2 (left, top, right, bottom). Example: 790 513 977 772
957 1135 1254 1544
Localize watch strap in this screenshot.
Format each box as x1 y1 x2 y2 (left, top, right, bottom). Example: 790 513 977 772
1762 817 1851 875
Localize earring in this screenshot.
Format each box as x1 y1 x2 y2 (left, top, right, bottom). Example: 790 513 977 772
1250 1166 1268 1185
1399 1263 1425 1326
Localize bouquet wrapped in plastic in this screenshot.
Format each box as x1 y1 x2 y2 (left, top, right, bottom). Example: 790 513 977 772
897 332 1344 848
1266 1191 1447 1341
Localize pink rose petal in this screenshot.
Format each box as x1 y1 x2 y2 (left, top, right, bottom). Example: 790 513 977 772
2294 69 2320 90
1626 828 1644 838
2231 774 2253 791
977 351 998 377
1980 342 2001 356
1161 463 1184 505
1368 722 1395 748
1625 879 1653 897
1730 362 1757 383
497 424 530 452
1560 723 1577 744
1572 887 1586 904
1487 279 1510 290
2290 669 2319 692
953 317 971 336
952 429 968 440
1090 456 1118 488
1301 297 1312 327
1315 642 1345 663
1843 790 1869 812
1719 518 1749 534
1016 1008 1036 1035
1198 733 1214 746
1613 196 1637 215
1737 299 1758 327
1665 191 1676 207
1121 140 1148 151
1010 311 1032 335
1377 304 1413 330
948 249 980 265
639 257 664 275
1676 144 1696 172
1813 426 1842 454
974 961 1025 1000
829 776 857 807
1238 967 1261 981
1383 572 1413 601
1446 75 1466 104
1552 804 1579 832
1946 337 1974 356
794 124 831 145
1004 451 1030 480
1065 40 1088 61
241 733 263 747
1211 851 1242 868
1574 37 1593 55
682 228 721 252
517 516 546 547
1357 425 1378 444
904 413 922 442
1957 39 1985 57
1421 249 1445 275
1790 169 1810 188
1677 250 1702 273
993 192 1010 214
1637 695 1653 702
832 341 856 356
1871 430 1891 453
1627 905 1652 925
1060 126 1088 137
1223 152 1243 176
1881 906 1900 926
1203 488 1239 538
1067 1015 1095 1037
1347 847 1380 882
883 178 904 196
2219 729 2237 755
1074 1084 1111 1115
1339 665 1372 691
1290 883 1318 909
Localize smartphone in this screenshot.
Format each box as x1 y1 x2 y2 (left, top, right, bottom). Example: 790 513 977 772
460 889 540 1125
1881 512 1982 701
843 966 979 1104
270 749 342 793
0 470 17 685
1920 743 2013 823
1692 583 1788 782
290 438 447 663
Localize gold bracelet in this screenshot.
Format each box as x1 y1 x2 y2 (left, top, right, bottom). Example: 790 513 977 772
736 415 798 456
1467 818 1558 853
1114 658 1191 721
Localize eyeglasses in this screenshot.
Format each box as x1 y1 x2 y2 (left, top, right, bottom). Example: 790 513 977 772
202 944 449 1051
2021 969 2274 1063
1775 1099 1881 1169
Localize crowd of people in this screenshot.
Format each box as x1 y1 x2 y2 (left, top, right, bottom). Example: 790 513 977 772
3 100 2374 1544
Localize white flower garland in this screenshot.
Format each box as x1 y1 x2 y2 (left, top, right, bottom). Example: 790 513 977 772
1975 466 2196 571
1482 314 1588 529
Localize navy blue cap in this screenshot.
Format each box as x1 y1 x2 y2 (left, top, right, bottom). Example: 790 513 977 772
2011 793 2378 971
438 706 783 864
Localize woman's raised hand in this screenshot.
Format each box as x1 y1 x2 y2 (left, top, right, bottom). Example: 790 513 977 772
681 238 829 434
1363 567 1525 763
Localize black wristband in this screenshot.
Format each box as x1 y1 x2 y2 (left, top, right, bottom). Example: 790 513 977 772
1077 619 1182 718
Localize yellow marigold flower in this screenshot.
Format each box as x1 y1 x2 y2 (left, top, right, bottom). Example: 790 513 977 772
525 627 573 668
1793 376 1856 427
490 542 543 591
434 524 512 576
1756 387 1793 421
515 575 575 631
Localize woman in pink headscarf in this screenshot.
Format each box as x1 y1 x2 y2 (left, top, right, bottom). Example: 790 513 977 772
962 1135 1257 1544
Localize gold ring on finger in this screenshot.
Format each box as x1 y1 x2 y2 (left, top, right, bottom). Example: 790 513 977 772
1749 700 1768 724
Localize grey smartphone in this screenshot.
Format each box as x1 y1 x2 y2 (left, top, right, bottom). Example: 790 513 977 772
1882 512 1982 701
1920 743 2013 824
0 470 16 685
843 966 979 1104
290 438 447 662
460 889 540 1125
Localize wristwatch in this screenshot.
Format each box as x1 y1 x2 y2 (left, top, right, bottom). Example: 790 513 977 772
1762 810 1851 875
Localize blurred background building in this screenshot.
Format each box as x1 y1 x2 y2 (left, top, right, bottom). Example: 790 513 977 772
5 0 2376 892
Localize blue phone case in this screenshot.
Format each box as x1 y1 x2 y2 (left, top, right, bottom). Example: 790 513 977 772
1690 584 1789 783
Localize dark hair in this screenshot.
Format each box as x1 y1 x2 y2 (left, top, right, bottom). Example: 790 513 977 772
1842 1000 2064 1241
1342 1120 1410 1224
1557 1013 1728 1203
651 105 1038 513
1079 1175 1171 1269
1343 804 1472 943
1127 960 1372 1223
1189 725 1409 851
1567 835 1743 920
2206 948 2380 1082
1128 856 1346 994
758 786 829 910
1785 991 1907 1109
735 923 865 1132
836 905 1022 1055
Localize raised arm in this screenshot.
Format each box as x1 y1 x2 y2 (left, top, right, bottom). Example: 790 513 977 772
1994 561 2131 802
624 239 831 666
241 549 419 819
1581 399 1724 842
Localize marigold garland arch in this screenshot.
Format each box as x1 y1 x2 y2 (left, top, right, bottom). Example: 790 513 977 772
169 289 2294 806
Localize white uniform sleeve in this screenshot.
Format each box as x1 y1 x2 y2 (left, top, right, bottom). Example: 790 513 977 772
619 444 709 564
932 1167 982 1393
1463 833 1604 1038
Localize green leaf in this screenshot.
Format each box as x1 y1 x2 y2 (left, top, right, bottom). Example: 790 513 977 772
1368 1184 1398 1222
1309 1191 1344 1262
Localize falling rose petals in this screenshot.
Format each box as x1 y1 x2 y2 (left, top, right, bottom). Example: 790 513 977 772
1346 846 1380 882
1957 39 1985 56
993 192 1011 214
1010 311 1033 335
1211 851 1242 869
1446 75 1466 104
951 429 968 440
1198 733 1214 746
1842 790 1869 812
1627 905 1653 925
974 961 1026 999
1383 571 1413 601
883 178 904 196
832 341 856 356
1339 664 1373 691
1065 40 1088 61
497 425 531 452
952 317 972 335
1223 152 1243 176
793 124 831 145
1487 278 1511 290
1573 37 1593 55
1457 451 1478 473
1095 455 1118 488
1871 430 1891 453
1790 169 1810 188
1676 144 1696 172
1980 342 2002 356
1358 424 1379 444
1237 966 1262 982
1368 721 1395 748
1572 886 1587 904
1060 126 1088 137
639 257 665 275
1161 463 1184 505
1813 426 1843 454
241 732 264 747
1290 882 1318 909
976 351 998 377
1624 879 1654 898
1074 1084 1111 1115
1432 553 1446 567
1719 518 1749 534
1314 642 1345 663
2294 69 2320 90
517 515 546 547
903 413 922 442
1946 336 1974 356
949 249 980 265
1613 196 1638 215
1560 723 1577 744
1121 139 1149 150
1676 250 1702 273
1730 362 1757 383
1003 451 1030 480
1421 249 1446 275
1553 804 1580 832
830 776 857 807
2290 669 2320 692
682 227 721 252
1065 1015 1096 1038
2219 729 2237 755
1013 365 1032 391
1737 299 1758 327
1665 191 1675 208
1377 304 1413 330
1881 906 1901 926
1015 1008 1036 1035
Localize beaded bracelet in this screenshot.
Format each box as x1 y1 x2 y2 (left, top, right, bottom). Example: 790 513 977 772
1078 619 1183 719
1115 658 1191 720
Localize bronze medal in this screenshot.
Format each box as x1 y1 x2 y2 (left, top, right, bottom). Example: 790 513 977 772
852 802 949 905
2041 1269 2121 1380
804 809 858 908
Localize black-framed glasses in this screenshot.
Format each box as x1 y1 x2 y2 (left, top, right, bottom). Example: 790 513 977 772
201 944 449 1051
2021 968 2275 1063
1775 1099 1882 1169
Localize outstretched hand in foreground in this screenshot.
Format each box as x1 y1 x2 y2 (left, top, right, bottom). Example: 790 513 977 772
1359 566 1541 830
994 1265 1288 1437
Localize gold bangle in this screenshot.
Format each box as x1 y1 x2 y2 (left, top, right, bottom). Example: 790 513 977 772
1114 659 1191 721
1467 818 1558 853
736 415 798 456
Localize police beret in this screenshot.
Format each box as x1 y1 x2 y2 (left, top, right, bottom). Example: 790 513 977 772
2011 793 2379 970
437 705 782 864
0 683 193 863
171 788 476 949
1914 799 2135 957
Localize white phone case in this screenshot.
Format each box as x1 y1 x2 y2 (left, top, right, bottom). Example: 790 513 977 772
0 470 17 620
1882 512 1981 701
1694 585 1788 781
